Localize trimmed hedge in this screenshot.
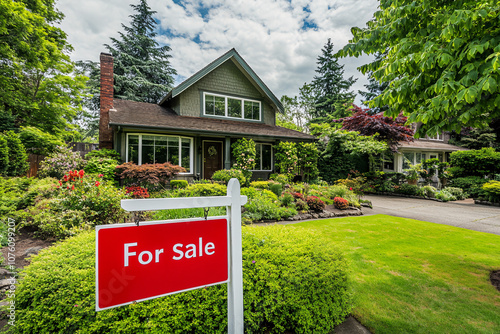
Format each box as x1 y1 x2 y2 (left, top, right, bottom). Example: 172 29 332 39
12 226 351 333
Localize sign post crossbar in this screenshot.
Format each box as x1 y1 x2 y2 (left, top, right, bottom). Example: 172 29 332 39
117 178 246 334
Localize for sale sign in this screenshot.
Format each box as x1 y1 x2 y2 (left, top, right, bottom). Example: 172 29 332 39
96 218 228 310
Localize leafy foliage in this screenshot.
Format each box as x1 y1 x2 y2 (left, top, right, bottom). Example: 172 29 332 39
306 195 326 212
358 51 390 114
0 135 8 175
115 162 185 190
297 142 319 182
169 179 188 189
18 126 65 156
211 168 247 186
278 83 315 132
84 148 121 161
449 147 500 177
338 0 500 137
125 186 149 199
448 176 486 199
336 106 414 151
231 138 256 171
84 157 118 181
393 183 420 196
311 39 356 123
2 130 28 176
482 180 500 202
0 0 87 136
12 226 351 333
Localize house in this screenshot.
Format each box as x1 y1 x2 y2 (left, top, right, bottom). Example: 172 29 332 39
382 131 467 174
99 49 315 181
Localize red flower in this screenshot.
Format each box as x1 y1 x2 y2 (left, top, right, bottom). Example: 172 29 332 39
79 170 84 178
71 184 75 190
95 181 101 187
59 180 62 186
349 187 353 191
98 174 104 178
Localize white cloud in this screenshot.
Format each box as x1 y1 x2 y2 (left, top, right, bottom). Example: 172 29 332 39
56 0 379 105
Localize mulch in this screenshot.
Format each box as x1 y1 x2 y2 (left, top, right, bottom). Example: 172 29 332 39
490 270 500 292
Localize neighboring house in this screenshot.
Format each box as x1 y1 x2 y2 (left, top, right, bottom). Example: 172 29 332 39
382 131 467 174
99 49 315 181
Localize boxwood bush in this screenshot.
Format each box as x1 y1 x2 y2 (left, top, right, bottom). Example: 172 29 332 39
12 226 351 333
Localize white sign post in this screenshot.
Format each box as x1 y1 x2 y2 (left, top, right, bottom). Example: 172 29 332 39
119 178 247 334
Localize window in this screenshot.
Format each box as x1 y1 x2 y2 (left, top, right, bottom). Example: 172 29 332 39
253 143 272 171
426 133 443 141
126 134 193 173
203 92 261 121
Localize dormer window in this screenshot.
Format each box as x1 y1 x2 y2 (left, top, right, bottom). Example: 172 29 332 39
203 92 261 121
426 133 443 141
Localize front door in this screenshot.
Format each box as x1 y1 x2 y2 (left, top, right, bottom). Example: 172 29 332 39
203 141 223 179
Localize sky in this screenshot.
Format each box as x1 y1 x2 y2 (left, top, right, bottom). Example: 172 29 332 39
56 0 380 105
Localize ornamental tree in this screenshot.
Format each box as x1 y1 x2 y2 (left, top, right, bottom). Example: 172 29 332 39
338 0 500 138
336 105 414 151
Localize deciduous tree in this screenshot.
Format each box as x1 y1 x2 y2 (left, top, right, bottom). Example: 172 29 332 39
338 0 500 138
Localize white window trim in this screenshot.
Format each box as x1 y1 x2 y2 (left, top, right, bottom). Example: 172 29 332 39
426 132 443 141
125 133 193 174
251 143 273 172
203 92 261 121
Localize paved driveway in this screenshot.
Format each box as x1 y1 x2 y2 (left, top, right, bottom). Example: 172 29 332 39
363 195 500 235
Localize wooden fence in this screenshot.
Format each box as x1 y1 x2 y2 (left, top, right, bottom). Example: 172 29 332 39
27 154 45 178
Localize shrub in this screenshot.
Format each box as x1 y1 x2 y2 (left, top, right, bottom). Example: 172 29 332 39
280 192 294 206
115 162 185 190
84 157 118 181
297 142 319 182
421 185 437 198
249 181 269 189
306 195 326 212
18 126 64 156
444 187 467 200
269 182 283 197
39 145 86 179
334 197 349 210
231 138 256 183
393 183 420 196
176 183 227 197
327 185 360 208
153 206 227 221
0 135 9 175
482 180 500 203
169 179 188 189
269 173 290 185
244 197 297 221
2 130 29 176
435 189 457 202
295 199 309 211
291 192 305 201
448 176 486 198
125 186 150 199
211 169 246 186
12 226 351 333
449 148 500 177
84 148 121 161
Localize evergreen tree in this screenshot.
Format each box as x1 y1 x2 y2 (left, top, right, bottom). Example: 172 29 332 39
78 0 176 108
359 52 389 114
310 39 356 124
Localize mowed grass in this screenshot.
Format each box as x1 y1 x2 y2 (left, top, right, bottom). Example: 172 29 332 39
296 214 500 334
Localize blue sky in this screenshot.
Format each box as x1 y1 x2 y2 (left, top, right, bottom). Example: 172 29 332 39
57 0 379 105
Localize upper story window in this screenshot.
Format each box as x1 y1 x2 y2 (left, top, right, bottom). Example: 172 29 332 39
204 92 261 121
126 134 193 173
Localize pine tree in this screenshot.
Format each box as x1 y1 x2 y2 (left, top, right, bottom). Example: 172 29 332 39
107 0 176 103
77 0 177 140
310 39 356 124
358 52 389 114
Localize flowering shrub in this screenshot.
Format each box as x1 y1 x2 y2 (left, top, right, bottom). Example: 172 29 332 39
297 142 319 182
291 192 305 201
125 186 150 199
275 141 298 176
39 145 86 179
306 196 326 212
231 138 256 184
115 162 185 190
334 197 349 210
295 199 309 211
23 171 127 239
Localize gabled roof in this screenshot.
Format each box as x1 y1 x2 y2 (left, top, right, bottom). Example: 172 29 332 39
398 140 467 152
159 48 284 113
110 99 314 141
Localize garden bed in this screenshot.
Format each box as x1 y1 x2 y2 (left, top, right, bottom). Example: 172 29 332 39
287 205 362 221
474 199 500 207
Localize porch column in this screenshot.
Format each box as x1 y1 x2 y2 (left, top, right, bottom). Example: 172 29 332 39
225 137 231 170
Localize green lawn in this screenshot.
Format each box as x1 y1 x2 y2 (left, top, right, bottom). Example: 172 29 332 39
296 214 500 334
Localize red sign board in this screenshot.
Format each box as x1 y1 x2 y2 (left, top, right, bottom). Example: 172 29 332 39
96 218 228 310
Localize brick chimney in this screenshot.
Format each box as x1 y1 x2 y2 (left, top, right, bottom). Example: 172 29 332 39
99 52 114 149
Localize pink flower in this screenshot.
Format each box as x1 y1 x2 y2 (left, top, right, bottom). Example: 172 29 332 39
95 181 101 187
98 174 104 178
